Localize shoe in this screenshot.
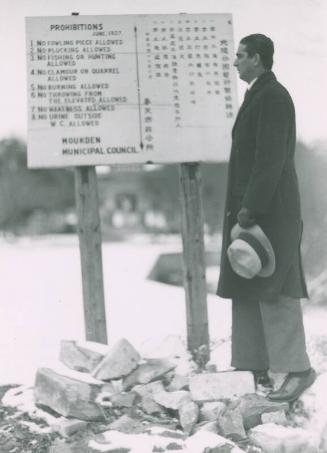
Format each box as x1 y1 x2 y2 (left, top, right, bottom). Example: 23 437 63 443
268 368 316 402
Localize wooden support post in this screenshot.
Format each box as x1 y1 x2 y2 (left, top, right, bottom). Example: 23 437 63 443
74 166 108 344
179 162 209 364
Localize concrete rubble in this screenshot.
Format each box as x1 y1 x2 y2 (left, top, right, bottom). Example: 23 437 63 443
189 370 255 401
59 339 109 373
167 373 189 391
92 338 141 380
107 414 146 434
249 423 318 453
261 410 288 425
139 395 163 415
236 393 289 429
122 358 176 390
200 401 226 422
2 335 324 452
152 389 192 409
109 391 138 408
178 400 199 434
52 418 88 437
196 420 220 434
34 366 106 421
217 403 247 441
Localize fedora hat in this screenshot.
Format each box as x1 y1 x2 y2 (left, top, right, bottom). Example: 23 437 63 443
227 224 276 279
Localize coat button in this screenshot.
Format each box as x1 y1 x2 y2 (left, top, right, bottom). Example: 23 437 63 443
227 211 231 217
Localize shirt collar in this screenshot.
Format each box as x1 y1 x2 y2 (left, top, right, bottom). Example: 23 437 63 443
247 77 258 90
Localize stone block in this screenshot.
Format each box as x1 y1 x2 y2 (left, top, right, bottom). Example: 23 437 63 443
122 358 176 390
261 410 288 425
132 381 165 398
195 421 219 434
95 381 122 407
168 374 190 391
59 340 109 373
161 370 176 386
185 430 245 453
52 418 88 437
153 390 192 410
199 401 226 422
237 393 289 429
141 336 197 376
173 355 198 376
217 405 246 441
34 367 105 421
102 381 121 395
110 391 138 408
249 423 317 453
139 396 164 415
107 415 145 434
178 401 199 434
92 339 141 380
189 372 255 402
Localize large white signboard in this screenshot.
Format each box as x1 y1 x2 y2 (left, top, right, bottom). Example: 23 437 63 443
26 14 238 168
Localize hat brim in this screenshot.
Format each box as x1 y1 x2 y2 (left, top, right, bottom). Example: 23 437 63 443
231 223 276 277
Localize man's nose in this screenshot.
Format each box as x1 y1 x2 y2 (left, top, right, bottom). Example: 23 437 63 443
233 59 238 67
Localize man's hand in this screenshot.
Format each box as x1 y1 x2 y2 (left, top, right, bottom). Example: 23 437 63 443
237 207 256 228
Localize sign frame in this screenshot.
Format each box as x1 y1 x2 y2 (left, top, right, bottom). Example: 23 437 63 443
26 13 238 168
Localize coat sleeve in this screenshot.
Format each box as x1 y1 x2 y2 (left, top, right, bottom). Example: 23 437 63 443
241 91 293 214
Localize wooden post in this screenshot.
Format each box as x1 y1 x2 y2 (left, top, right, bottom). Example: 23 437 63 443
179 162 209 363
74 166 108 344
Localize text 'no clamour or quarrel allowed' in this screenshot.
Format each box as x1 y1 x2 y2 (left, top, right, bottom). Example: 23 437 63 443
26 14 238 167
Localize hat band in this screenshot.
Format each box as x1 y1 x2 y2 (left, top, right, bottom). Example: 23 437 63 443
237 231 269 267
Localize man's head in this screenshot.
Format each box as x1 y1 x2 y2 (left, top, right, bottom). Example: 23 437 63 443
234 34 274 83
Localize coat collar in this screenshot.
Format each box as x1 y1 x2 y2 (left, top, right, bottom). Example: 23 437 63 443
246 70 276 98
232 71 277 136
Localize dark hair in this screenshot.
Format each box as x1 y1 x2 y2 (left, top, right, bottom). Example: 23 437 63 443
240 34 274 70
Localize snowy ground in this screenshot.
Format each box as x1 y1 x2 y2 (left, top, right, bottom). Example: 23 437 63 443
0 234 230 385
0 234 326 386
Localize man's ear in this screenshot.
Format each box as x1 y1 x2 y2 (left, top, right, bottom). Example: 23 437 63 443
253 53 261 67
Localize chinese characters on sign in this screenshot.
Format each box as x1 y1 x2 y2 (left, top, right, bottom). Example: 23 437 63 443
26 14 238 167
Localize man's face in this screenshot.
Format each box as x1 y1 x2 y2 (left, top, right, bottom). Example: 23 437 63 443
234 43 257 83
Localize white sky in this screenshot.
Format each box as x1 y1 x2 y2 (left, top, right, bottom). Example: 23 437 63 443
1 0 326 144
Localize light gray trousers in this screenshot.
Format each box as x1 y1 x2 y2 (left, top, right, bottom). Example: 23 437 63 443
231 295 311 373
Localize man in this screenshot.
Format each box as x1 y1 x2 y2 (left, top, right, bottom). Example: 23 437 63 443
217 34 315 402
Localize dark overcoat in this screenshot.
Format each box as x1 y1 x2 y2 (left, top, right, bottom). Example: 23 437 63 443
217 71 308 301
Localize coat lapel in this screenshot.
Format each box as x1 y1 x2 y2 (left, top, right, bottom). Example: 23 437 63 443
232 71 277 137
